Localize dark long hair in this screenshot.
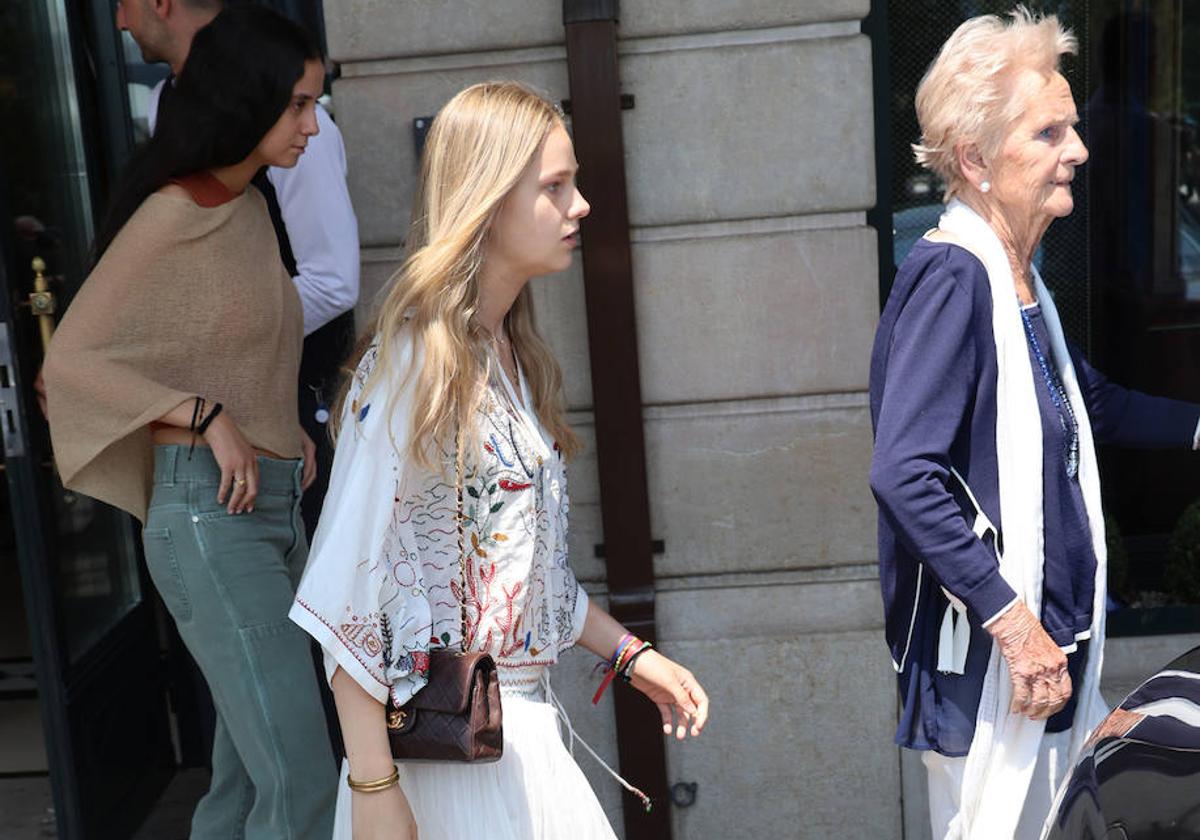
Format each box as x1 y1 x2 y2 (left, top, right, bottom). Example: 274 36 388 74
92 5 321 261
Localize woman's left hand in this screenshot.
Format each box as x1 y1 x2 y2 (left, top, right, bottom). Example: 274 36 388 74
627 650 709 740
300 428 317 491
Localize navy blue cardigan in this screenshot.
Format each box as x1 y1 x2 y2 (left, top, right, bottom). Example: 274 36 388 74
869 240 1200 755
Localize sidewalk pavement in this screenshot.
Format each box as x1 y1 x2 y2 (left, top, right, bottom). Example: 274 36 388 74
0 769 208 839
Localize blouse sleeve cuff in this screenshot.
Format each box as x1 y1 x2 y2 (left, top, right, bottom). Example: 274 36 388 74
289 600 390 704
570 583 590 644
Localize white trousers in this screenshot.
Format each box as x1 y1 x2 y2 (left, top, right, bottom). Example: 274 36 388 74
922 729 1073 840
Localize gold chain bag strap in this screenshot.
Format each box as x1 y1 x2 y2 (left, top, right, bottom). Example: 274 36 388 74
384 428 503 762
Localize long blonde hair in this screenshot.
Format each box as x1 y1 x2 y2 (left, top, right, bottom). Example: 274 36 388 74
337 81 581 471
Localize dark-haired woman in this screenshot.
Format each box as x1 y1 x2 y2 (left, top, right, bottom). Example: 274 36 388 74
43 7 336 838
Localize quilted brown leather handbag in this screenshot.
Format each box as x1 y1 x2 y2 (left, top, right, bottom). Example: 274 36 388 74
384 650 502 762
384 435 503 763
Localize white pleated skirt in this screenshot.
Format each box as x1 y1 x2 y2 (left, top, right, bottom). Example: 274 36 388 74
332 692 618 840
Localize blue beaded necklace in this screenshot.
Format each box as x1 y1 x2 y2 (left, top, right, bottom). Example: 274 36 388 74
1019 301 1080 479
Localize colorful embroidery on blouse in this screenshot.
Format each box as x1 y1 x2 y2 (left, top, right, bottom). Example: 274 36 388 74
298 341 583 703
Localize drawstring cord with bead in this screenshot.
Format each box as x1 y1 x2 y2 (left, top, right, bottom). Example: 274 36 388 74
541 671 653 813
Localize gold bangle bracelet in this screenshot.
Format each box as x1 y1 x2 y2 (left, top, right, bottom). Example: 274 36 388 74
346 766 399 793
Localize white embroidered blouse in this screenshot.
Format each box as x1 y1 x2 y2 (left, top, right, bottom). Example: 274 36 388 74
289 331 589 705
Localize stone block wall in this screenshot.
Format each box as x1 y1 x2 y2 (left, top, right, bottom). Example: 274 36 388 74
325 2 894 836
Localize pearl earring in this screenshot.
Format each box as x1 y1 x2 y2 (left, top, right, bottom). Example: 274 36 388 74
980 180 991 193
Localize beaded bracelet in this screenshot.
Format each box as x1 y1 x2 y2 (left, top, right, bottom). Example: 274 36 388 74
609 633 636 669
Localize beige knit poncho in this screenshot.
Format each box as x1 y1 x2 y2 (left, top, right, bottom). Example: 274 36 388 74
44 186 304 522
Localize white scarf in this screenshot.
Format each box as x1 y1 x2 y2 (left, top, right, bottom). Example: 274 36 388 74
937 200 1109 839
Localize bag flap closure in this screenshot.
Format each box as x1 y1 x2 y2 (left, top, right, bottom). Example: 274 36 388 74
404 651 496 715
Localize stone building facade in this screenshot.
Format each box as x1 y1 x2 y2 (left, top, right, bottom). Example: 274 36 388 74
322 2 1200 838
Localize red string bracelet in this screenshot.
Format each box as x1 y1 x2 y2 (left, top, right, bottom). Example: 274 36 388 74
593 634 647 705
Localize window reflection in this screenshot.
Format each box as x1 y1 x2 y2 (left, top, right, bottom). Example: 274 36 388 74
118 30 169 145
1 0 145 665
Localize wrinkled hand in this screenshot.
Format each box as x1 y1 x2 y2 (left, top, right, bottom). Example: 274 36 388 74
987 601 1071 720
351 785 418 840
627 650 709 740
300 428 317 491
203 412 260 514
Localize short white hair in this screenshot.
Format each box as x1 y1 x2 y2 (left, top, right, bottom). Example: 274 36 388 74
913 6 1077 200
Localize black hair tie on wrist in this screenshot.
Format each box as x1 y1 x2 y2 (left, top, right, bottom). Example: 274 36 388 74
196 402 223 437
187 396 207 460
189 396 205 431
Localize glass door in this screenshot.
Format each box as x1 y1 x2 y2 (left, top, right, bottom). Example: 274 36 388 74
0 0 174 836
1084 0 1200 628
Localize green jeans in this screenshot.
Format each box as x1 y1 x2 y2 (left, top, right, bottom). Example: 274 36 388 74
143 445 335 840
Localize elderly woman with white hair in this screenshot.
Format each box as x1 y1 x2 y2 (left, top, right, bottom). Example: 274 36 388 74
869 8 1200 840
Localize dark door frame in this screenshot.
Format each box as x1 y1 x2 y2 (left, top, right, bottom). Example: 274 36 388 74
865 0 895 307
0 238 80 828
0 189 174 840
0 0 175 835
78 0 139 189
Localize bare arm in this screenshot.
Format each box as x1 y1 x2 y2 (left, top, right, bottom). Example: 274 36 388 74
577 600 709 739
151 397 261 515
330 667 418 840
576 598 629 660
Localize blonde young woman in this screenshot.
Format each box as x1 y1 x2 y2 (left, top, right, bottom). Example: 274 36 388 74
289 82 710 840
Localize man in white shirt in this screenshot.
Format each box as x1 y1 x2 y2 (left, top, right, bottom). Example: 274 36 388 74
118 0 360 537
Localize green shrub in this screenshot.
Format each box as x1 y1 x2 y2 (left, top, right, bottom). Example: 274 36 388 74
1106 512 1131 603
1165 499 1200 604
